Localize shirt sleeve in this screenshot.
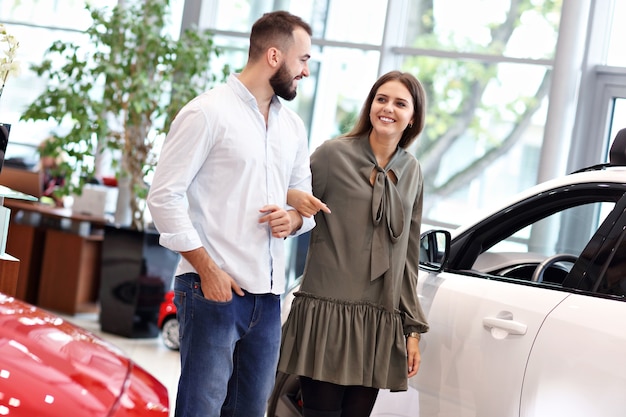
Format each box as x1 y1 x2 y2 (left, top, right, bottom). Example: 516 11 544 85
287 120 316 237
400 164 430 334
147 103 211 253
310 141 329 200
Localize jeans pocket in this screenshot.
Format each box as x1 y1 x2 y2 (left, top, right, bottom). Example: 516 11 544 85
190 279 234 306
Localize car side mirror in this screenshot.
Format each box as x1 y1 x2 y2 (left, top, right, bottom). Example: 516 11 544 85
419 229 451 272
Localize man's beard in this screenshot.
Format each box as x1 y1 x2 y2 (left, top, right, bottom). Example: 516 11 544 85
270 63 297 101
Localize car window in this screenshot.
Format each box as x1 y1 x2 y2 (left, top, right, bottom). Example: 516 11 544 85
467 201 614 282
442 181 626 291
489 201 614 256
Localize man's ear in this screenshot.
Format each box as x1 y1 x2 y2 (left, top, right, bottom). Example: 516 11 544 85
266 47 281 69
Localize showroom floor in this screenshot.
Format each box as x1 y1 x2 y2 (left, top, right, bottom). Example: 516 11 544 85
62 312 180 417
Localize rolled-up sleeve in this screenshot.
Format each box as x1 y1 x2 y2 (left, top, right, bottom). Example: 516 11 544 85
147 103 211 253
284 110 315 236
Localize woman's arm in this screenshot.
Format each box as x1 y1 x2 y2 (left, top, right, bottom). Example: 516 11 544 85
287 189 331 218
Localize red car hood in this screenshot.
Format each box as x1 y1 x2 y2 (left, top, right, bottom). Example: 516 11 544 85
0 293 167 416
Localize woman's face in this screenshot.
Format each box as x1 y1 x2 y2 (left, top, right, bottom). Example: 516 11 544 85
369 80 414 143
41 155 56 169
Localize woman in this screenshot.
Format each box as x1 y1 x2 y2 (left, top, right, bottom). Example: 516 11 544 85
38 136 66 207
280 70 429 417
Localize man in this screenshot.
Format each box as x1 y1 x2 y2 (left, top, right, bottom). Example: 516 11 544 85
147 11 322 417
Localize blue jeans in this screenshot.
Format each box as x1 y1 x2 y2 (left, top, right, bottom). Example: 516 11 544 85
173 273 281 417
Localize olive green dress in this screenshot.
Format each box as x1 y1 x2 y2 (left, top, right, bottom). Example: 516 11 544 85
278 135 429 391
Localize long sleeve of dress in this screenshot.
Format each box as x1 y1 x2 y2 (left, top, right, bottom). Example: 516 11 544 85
399 164 429 335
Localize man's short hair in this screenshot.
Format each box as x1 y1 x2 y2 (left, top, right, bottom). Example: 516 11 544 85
248 11 312 61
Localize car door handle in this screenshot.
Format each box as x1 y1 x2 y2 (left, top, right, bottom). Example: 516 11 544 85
483 316 528 336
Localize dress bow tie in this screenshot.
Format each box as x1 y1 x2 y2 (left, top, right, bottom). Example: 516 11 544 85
370 165 404 280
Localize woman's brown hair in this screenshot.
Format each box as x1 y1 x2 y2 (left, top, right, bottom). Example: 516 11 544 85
343 70 427 149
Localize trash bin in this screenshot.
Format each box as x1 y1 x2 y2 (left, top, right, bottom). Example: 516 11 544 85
99 224 179 338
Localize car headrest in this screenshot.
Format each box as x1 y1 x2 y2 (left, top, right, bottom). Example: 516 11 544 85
609 128 626 166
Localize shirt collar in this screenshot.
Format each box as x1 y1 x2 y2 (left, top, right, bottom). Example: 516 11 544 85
227 73 283 112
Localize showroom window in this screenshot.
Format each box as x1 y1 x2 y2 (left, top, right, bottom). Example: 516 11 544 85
0 0 184 145
0 0 119 144
190 0 563 229
607 0 626 67
393 0 560 227
570 0 626 171
3 0 626 285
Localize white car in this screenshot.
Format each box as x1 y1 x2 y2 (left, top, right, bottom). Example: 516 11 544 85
268 129 626 417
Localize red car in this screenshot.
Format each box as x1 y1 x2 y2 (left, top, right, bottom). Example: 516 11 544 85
157 290 179 350
0 293 169 416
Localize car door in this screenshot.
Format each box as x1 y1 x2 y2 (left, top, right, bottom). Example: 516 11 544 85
520 294 626 417
406 185 626 416
520 194 626 417
410 270 570 417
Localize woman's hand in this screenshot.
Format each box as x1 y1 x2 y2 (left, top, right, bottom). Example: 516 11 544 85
287 189 331 217
407 336 421 378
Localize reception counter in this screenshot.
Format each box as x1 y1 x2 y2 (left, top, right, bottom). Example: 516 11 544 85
0 252 20 296
5 199 107 314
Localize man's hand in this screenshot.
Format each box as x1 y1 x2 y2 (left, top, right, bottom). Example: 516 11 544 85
259 205 298 238
200 265 243 301
181 247 244 301
287 189 331 218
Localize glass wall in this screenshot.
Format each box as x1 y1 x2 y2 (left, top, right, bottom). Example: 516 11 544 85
605 1 626 151
3 0 625 236
196 0 386 152
402 0 559 60
570 0 626 170
193 0 562 227
1 1 111 144
608 0 626 67
0 0 184 145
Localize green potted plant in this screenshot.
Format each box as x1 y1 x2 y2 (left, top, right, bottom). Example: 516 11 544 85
21 0 226 230
20 0 228 337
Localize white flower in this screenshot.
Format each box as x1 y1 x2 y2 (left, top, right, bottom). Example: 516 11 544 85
0 23 20 99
